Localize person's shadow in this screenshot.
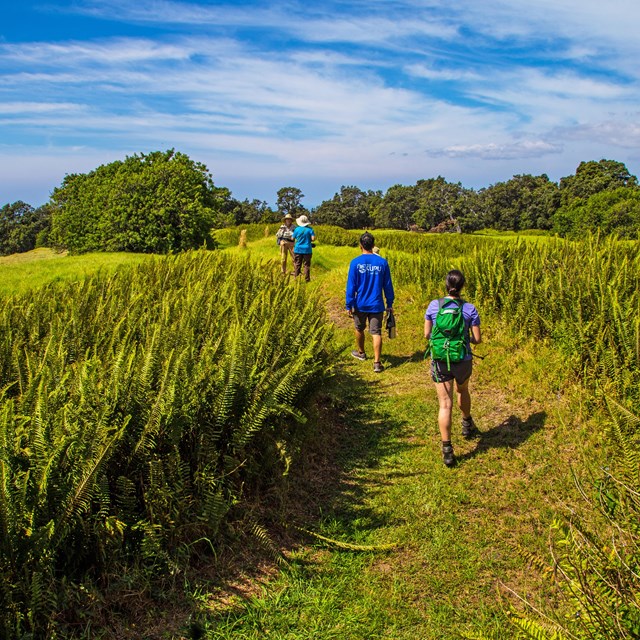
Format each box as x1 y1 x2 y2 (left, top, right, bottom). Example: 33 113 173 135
456 411 547 463
384 350 427 367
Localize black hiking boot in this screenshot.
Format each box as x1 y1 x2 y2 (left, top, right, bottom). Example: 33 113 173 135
461 416 478 439
442 443 456 467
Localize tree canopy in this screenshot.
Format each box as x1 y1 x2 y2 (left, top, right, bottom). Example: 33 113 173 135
308 159 638 237
477 174 560 231
0 201 51 256
276 187 308 219
50 150 226 253
312 186 381 228
559 159 638 205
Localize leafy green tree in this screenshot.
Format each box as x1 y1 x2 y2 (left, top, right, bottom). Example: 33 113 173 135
477 174 560 231
371 178 476 232
413 177 477 232
230 198 276 224
0 201 52 256
313 186 381 228
372 184 418 230
50 150 226 253
553 160 640 236
559 159 638 205
276 187 307 219
553 188 640 238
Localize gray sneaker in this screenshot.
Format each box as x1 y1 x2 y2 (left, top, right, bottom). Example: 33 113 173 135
351 350 367 361
373 361 384 373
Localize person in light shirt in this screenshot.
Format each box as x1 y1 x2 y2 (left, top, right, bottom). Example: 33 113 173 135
275 214 295 275
424 270 482 467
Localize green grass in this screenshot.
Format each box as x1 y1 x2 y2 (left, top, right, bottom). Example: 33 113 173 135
182 236 604 640
0 247 153 296
3 236 613 639
471 228 553 239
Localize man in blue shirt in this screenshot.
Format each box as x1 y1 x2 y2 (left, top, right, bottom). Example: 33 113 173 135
346 232 394 373
292 215 316 281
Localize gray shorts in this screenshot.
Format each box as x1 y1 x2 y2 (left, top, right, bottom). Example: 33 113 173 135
353 311 384 336
431 358 472 385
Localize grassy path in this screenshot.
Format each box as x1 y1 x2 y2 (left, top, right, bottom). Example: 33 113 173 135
1 242 595 638
201 239 592 639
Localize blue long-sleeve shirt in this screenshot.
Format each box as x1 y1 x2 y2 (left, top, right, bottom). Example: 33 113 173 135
345 253 394 313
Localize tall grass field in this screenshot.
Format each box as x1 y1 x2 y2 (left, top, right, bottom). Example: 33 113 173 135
0 230 638 639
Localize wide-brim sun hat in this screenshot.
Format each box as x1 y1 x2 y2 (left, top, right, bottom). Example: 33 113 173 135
282 213 294 221
296 215 310 227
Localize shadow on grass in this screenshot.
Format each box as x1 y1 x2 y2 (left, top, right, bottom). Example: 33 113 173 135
277 365 413 539
383 349 428 368
188 365 414 622
456 411 547 464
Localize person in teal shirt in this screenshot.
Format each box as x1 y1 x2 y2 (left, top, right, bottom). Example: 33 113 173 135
292 215 316 281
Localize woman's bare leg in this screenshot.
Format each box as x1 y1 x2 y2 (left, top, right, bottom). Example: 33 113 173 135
434 380 454 442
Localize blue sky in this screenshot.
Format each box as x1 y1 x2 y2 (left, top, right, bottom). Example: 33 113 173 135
1 0 639 208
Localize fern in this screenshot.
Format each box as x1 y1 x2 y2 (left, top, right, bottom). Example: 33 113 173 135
249 521 288 566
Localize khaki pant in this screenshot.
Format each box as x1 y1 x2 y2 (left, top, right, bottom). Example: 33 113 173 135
280 240 294 274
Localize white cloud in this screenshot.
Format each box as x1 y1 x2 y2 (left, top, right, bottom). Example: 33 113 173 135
2 0 640 207
434 140 563 160
554 119 640 148
0 39 192 66
404 63 481 82
0 102 86 115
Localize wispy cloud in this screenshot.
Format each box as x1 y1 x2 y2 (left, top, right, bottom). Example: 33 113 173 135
1 0 639 206
434 140 563 160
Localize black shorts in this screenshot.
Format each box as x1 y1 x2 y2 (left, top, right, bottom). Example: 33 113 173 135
431 358 472 385
352 311 384 336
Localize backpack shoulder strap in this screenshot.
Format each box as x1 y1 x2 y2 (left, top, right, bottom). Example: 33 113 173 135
440 297 463 309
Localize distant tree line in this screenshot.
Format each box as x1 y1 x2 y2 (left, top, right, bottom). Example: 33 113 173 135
312 159 640 237
2 153 639 256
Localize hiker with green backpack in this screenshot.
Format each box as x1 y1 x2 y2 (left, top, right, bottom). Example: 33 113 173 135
424 270 482 467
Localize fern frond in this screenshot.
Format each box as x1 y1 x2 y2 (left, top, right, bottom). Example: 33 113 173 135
53 427 122 549
509 615 569 640
294 526 398 552
249 522 288 566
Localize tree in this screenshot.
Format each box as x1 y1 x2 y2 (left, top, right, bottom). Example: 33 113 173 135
553 160 640 236
553 188 640 238
50 150 226 253
313 186 381 228
559 159 638 205
276 187 307 219
230 199 276 224
372 184 418 230
413 177 475 233
0 201 52 256
477 174 560 231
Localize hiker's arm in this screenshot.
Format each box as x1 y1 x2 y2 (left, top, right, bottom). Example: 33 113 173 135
383 266 394 311
470 325 481 344
345 262 357 312
424 318 432 340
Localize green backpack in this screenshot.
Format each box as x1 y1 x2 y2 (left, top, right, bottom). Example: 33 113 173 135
430 298 467 367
